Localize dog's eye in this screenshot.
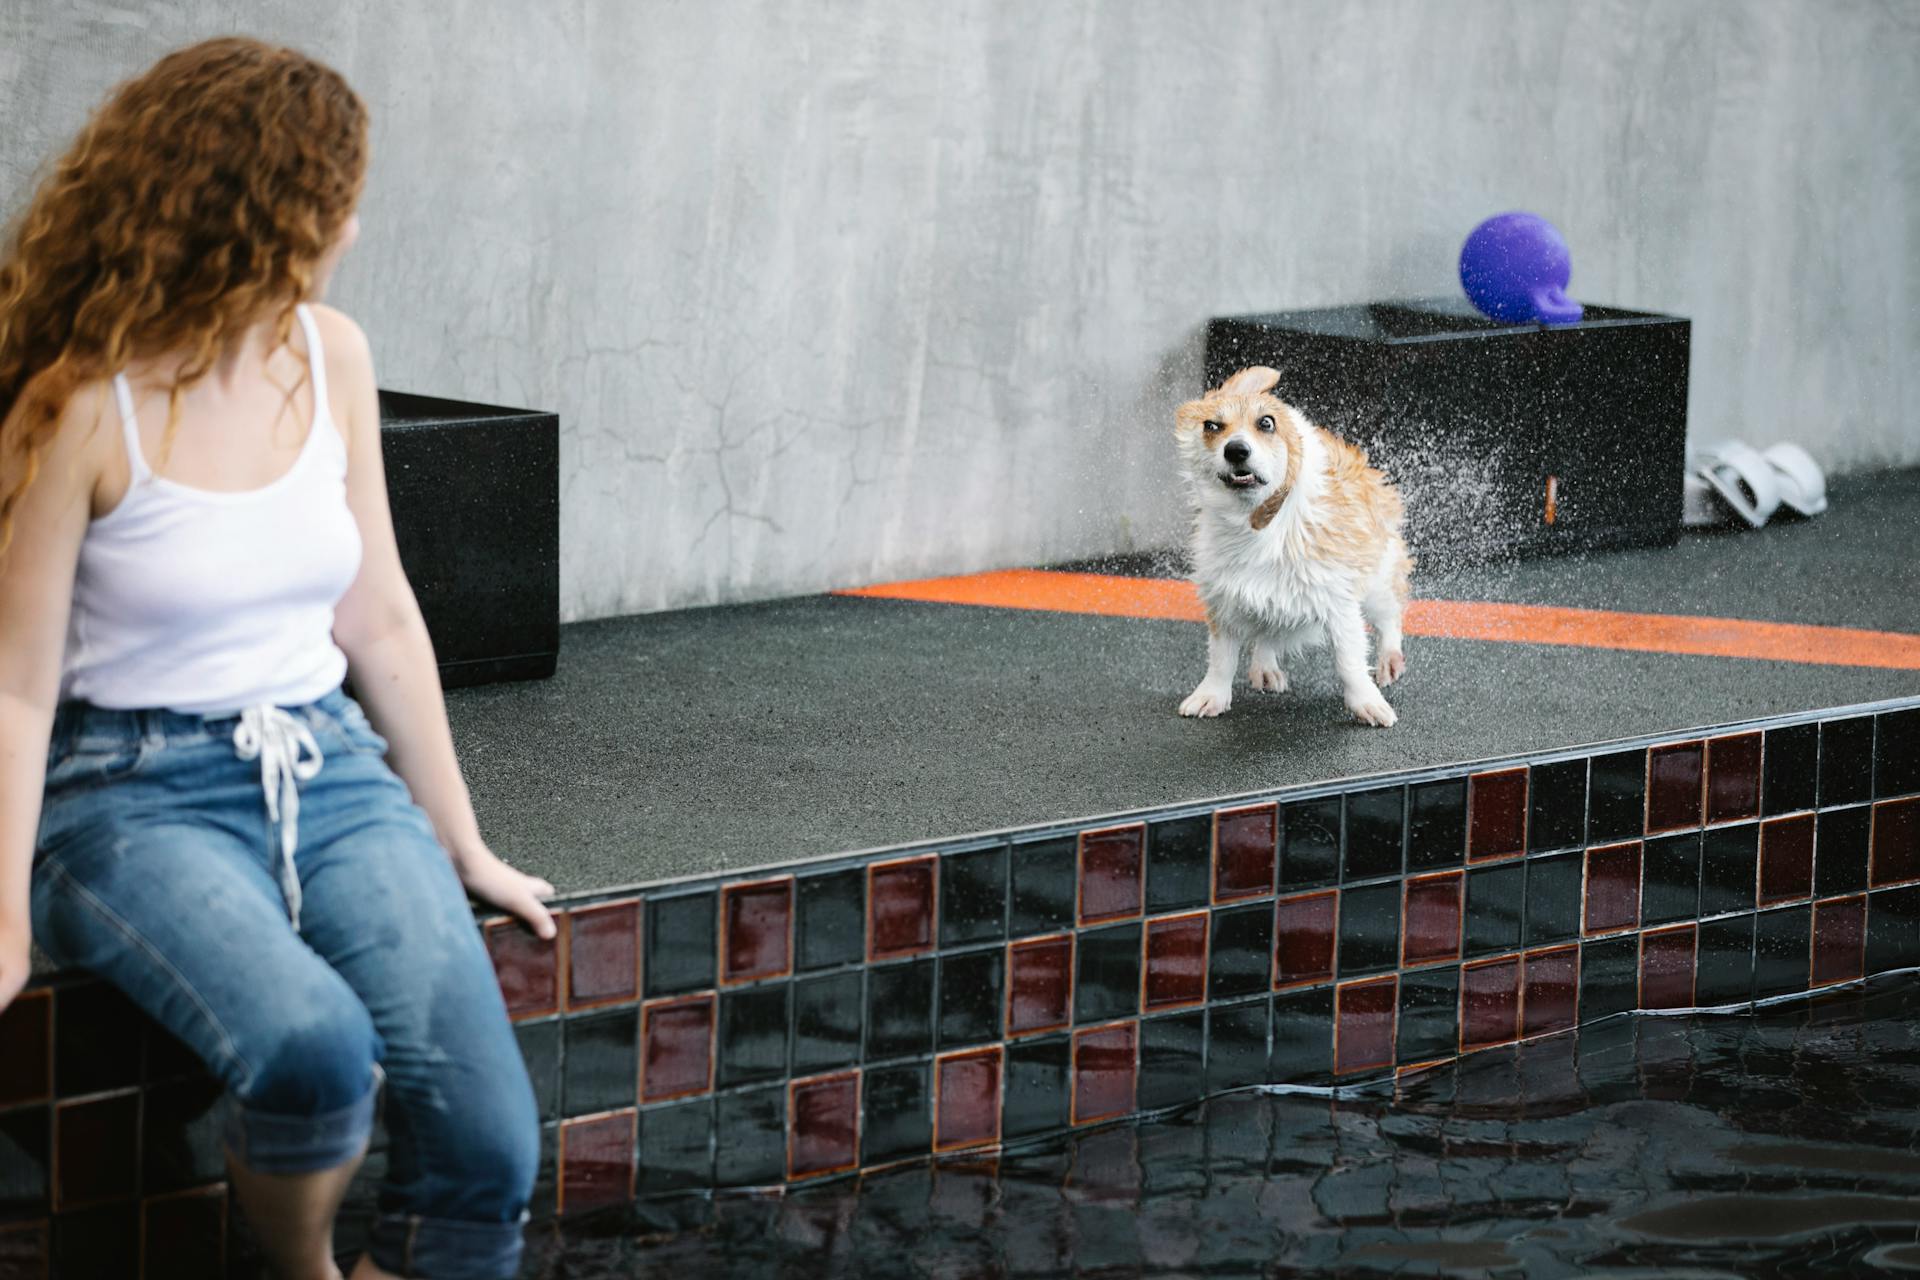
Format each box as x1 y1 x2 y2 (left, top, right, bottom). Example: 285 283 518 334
1257 416 1276 433
1203 420 1223 434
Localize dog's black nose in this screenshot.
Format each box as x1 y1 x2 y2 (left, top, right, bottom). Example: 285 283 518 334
1223 439 1250 466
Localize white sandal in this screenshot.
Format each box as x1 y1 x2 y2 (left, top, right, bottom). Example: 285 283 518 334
1688 441 1782 529
1763 442 1829 517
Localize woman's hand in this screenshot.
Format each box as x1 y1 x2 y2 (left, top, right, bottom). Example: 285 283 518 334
0 911 33 1013
453 843 558 941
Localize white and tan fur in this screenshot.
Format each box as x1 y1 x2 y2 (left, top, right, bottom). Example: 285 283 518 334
1174 366 1413 726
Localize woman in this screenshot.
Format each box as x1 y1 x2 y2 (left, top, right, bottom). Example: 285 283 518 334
0 38 555 1280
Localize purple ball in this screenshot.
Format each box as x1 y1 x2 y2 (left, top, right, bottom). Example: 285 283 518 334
1459 212 1583 326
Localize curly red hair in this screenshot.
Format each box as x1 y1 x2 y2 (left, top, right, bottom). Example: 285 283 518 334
0 36 368 551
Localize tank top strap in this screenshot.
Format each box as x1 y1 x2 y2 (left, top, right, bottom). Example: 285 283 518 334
293 304 333 430
109 372 153 482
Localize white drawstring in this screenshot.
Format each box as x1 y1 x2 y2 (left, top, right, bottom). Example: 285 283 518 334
233 705 324 931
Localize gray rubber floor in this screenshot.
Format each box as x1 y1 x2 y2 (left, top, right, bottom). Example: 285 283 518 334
449 468 1920 894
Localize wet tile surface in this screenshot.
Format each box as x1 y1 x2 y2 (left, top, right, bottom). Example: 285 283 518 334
1273 892 1337 988
722 880 793 984
1707 732 1763 824
1078 824 1144 924
1215 804 1278 900
1467 768 1528 861
869 858 937 960
1142 912 1209 1011
1006 936 1073 1037
567 899 642 1009
1646 740 1705 833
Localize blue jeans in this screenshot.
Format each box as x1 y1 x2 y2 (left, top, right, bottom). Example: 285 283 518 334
31 689 537 1279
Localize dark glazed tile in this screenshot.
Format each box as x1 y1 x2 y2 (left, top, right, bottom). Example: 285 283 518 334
1207 999 1270 1093
1464 863 1525 957
869 857 937 961
715 1085 786 1188
141 1076 225 1193
1763 722 1819 816
1525 851 1583 945
1280 798 1340 890
562 1111 636 1211
1759 814 1815 904
1639 926 1697 1009
1402 872 1463 966
1707 732 1763 824
1811 896 1867 987
563 1007 639 1117
722 879 793 984
1754 904 1812 1000
1337 882 1400 976
865 958 936 1061
1528 758 1588 852
862 1062 932 1166
143 1023 204 1083
788 1072 860 1180
1146 813 1212 912
1877 708 1920 799
1820 715 1875 808
1408 778 1468 871
1642 832 1702 926
940 843 1008 947
1009 834 1077 938
935 1048 1002 1152
0 1106 50 1218
1868 886 1920 976
939 949 1004 1049
640 995 713 1103
52 1093 137 1210
1142 912 1209 1011
1583 842 1643 936
1271 986 1335 1084
49 1204 136 1278
795 868 865 972
1646 741 1705 833
1460 957 1520 1050
1344 786 1405 881
1139 1010 1206 1110
637 1097 713 1198
1397 966 1460 1063
1468 768 1528 861
1578 934 1638 1021
1696 915 1757 1006
0 989 51 1106
1216 803 1279 900
1001 1035 1070 1139
0 1223 47 1280
1334 977 1396 1075
515 1020 561 1123
1273 891 1337 988
1006 935 1073 1037
1079 824 1144 925
1071 1023 1137 1124
1701 824 1760 916
718 983 790 1087
566 899 641 1010
1589 748 1649 844
1209 901 1273 999
54 982 144 1097
141 1185 225 1280
1872 798 1920 887
1816 806 1873 896
644 891 716 998
792 971 863 1072
1522 947 1579 1038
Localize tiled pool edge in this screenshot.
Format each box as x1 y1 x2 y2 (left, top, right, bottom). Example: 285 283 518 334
2 695 1916 1269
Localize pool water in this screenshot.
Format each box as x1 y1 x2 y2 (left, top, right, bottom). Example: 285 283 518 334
520 975 1920 1278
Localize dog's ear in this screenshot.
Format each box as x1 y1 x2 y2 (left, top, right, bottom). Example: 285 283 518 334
1219 366 1281 397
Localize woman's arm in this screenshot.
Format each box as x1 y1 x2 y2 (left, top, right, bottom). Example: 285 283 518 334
317 305 556 939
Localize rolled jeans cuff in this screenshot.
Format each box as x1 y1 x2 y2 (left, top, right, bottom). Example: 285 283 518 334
224 1066 380 1175
369 1209 529 1279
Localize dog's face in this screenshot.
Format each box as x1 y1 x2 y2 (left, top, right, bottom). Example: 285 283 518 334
1174 366 1303 524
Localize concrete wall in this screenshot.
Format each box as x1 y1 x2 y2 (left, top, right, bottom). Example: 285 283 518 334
3 1 1915 619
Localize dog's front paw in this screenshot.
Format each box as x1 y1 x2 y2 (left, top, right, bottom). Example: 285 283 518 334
1180 684 1233 718
1346 691 1398 727
1248 663 1289 693
1375 649 1406 686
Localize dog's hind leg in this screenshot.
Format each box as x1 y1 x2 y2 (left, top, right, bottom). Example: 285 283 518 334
1247 638 1288 693
1330 600 1397 727
1362 543 1410 687
1180 614 1241 718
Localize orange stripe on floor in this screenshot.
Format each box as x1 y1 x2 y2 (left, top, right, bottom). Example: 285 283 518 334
836 569 1920 671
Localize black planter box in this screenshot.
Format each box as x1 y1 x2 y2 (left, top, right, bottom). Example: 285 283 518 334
1203 298 1690 562
380 391 559 687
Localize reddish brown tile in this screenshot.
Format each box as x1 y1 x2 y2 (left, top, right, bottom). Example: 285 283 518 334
1079 825 1145 924
1640 925 1698 1009
722 878 794 984
1706 733 1763 824
1006 935 1073 1037
1812 896 1867 987
1141 912 1209 1011
1071 1022 1137 1125
1273 891 1337 989
485 919 562 1021
1461 957 1521 1050
140 1184 225 1279
789 1072 861 1179
1336 977 1397 1074
641 995 714 1102
565 900 641 1010
1872 798 1920 888
934 1048 1002 1152
0 988 51 1107
1402 872 1463 966
869 857 937 960
1647 741 1706 833
1759 814 1815 904
1522 946 1579 1038
558 1110 635 1215
1584 841 1643 935
53 1092 138 1210
1468 768 1528 861
0 1221 47 1279
1213 803 1277 901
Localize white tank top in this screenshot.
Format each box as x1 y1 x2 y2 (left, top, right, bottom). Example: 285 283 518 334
60 304 364 716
